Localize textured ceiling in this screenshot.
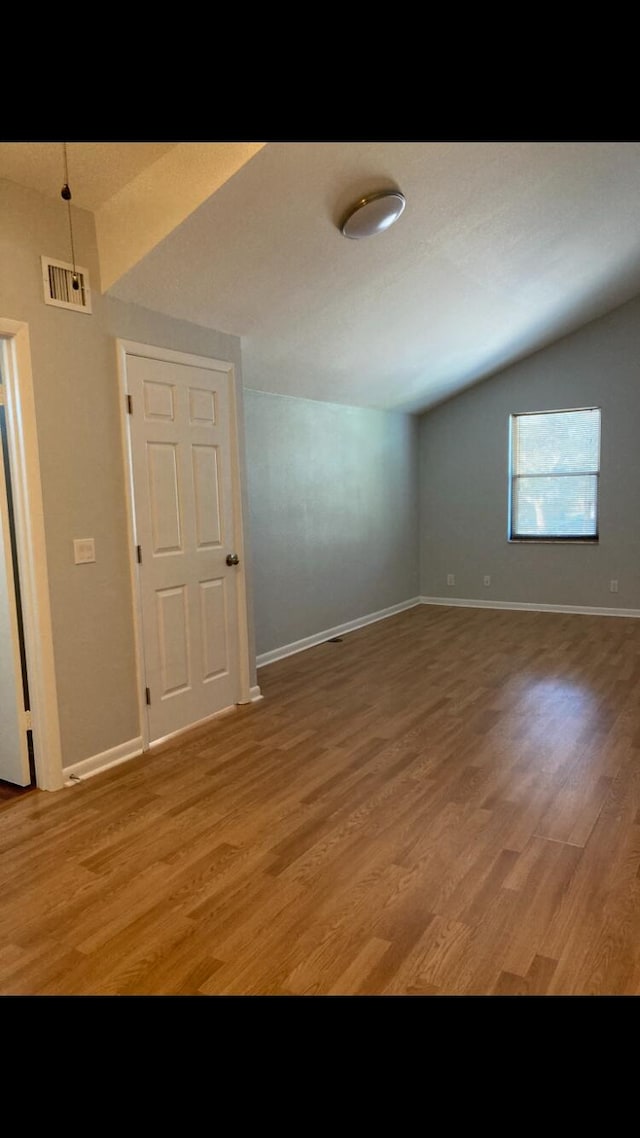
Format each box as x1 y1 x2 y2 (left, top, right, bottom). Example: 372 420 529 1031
5 141 640 413
109 141 640 412
0 142 175 210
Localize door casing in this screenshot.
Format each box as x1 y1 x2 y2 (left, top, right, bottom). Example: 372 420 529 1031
116 339 253 751
0 319 64 790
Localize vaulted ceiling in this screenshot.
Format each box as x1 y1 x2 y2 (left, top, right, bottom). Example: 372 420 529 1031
3 140 640 413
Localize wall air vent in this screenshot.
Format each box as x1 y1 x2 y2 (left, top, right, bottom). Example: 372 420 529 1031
41 256 92 314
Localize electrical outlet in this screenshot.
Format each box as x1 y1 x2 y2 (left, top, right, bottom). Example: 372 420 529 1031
483 575 491 587
610 579 619 593
447 573 455 587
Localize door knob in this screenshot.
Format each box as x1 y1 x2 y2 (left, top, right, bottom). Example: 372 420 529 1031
226 553 240 566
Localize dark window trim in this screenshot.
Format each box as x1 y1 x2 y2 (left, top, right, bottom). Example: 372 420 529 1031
509 536 599 544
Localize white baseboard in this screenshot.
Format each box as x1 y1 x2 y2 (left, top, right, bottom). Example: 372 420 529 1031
420 596 640 619
256 597 422 668
63 736 143 784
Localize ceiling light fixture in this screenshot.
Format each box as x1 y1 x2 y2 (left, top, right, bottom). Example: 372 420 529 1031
340 189 406 239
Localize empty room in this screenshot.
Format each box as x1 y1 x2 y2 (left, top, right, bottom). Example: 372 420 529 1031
0 140 639 996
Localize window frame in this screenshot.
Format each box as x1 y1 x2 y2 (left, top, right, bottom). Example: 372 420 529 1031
508 406 601 544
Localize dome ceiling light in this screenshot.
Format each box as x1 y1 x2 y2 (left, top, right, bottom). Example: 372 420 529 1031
340 189 406 239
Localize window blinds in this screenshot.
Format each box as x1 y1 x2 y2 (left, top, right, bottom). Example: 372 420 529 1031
511 408 600 539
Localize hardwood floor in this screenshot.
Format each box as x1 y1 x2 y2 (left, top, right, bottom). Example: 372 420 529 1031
0 780 34 805
2 603 640 996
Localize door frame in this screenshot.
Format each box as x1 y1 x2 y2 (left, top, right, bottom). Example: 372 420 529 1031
0 319 64 791
116 339 253 751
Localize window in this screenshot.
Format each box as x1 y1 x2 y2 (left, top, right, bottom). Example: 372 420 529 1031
509 407 601 541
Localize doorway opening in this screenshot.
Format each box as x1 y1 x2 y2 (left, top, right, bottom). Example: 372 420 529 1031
0 320 63 792
0 372 35 795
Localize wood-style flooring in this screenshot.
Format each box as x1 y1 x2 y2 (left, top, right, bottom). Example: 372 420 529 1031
0 780 34 805
2 603 640 996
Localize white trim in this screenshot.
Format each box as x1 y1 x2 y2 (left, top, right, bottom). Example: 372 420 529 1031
256 597 422 668
237 684 263 705
0 320 64 791
115 342 150 751
116 339 233 370
0 396 30 784
227 366 252 705
420 596 640 619
116 339 253 749
63 736 143 783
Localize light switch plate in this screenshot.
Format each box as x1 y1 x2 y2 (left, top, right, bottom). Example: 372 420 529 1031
74 538 95 564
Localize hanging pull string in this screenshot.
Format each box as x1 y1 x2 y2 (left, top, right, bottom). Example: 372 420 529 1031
61 142 79 290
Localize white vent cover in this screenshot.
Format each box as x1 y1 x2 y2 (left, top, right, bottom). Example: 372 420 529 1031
41 256 92 314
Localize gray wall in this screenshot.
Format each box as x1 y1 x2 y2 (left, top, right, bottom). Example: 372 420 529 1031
419 293 640 609
0 177 253 769
8 168 638 772
245 390 420 656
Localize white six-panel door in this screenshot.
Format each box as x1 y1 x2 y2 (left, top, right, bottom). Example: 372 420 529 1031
126 352 243 744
